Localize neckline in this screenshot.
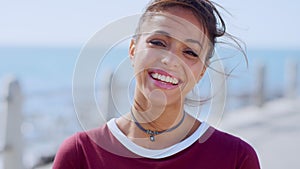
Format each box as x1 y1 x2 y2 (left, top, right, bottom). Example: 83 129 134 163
107 118 210 159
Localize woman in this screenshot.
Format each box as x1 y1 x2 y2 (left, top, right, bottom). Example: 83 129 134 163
53 0 260 168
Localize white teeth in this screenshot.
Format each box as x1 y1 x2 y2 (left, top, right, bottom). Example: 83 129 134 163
150 73 179 85
152 73 158 79
160 75 166 81
166 76 170 83
173 78 179 84
158 74 162 80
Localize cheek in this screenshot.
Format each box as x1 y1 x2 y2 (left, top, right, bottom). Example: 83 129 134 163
134 49 156 68
183 60 205 80
186 69 204 89
132 51 155 79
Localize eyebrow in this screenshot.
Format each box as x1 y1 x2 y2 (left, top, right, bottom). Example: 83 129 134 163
152 30 171 37
152 30 202 49
185 39 203 49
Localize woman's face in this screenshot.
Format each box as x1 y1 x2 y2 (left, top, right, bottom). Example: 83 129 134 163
130 7 210 105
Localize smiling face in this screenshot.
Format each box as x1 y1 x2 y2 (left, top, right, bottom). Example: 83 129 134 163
130 7 210 108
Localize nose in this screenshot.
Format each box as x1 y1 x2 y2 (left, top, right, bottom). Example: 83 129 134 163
161 45 180 68
161 53 179 68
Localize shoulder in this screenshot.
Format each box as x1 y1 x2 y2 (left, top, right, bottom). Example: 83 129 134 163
52 125 107 169
207 128 261 169
198 126 243 148
57 125 107 149
214 129 259 157
52 132 81 169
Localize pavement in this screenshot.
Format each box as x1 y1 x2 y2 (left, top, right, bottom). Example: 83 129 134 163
219 97 300 169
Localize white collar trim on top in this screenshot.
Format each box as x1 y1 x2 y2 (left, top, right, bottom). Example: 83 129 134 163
107 118 210 159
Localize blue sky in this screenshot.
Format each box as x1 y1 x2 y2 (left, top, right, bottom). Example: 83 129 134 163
0 0 299 49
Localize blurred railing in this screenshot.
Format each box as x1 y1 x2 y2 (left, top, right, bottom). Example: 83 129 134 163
252 60 298 106
225 60 299 111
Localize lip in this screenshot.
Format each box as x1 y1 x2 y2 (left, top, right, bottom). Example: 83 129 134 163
148 68 181 90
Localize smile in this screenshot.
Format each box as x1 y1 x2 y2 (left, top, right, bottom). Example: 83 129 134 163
150 72 179 85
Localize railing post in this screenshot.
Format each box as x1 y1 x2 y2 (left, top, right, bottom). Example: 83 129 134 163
285 60 298 99
253 62 266 107
1 76 24 169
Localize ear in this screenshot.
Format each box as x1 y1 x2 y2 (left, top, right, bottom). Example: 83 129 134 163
197 65 207 82
129 39 136 60
200 66 207 77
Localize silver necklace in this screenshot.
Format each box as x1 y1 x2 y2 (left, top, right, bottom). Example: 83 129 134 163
130 109 186 142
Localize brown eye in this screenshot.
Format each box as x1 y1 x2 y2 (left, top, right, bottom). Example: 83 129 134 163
184 49 199 57
149 39 167 47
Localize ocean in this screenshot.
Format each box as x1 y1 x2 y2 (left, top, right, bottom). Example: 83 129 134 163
0 46 299 167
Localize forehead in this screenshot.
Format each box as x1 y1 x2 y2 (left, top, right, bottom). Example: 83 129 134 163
139 12 208 44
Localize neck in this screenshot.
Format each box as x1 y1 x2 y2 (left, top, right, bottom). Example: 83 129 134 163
131 102 185 131
132 87 186 131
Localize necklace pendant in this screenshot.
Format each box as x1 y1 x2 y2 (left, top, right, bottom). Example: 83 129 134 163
150 135 155 142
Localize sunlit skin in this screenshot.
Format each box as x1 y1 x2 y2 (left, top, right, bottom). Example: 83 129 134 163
116 6 210 149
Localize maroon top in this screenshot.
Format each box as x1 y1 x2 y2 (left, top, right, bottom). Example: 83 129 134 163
53 124 260 169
